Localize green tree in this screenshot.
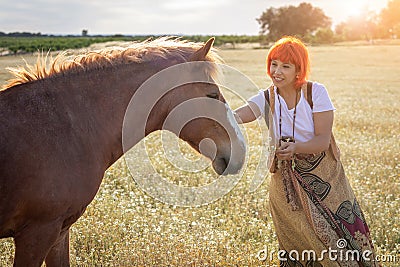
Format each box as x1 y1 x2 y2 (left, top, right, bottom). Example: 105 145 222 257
257 2 331 41
314 27 334 44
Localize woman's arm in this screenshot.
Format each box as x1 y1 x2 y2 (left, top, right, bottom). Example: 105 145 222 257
276 110 333 160
234 102 261 124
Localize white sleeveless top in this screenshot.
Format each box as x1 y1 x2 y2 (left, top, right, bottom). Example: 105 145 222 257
248 82 335 143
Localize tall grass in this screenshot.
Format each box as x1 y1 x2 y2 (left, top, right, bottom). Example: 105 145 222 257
0 44 399 266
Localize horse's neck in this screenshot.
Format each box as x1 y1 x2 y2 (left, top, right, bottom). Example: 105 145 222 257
65 62 168 168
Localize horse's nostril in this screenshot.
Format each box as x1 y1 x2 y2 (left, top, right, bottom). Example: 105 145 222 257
222 156 229 169
212 156 227 175
221 157 227 168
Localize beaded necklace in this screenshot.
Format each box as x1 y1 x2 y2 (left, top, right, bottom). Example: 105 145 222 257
276 88 300 143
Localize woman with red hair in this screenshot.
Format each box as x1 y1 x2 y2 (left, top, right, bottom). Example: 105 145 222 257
235 36 376 266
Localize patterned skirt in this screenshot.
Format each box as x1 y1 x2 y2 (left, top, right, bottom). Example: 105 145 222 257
269 147 377 267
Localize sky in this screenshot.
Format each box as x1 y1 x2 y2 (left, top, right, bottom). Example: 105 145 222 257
0 0 390 35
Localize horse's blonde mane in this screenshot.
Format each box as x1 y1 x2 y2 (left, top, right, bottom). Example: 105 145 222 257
2 37 221 90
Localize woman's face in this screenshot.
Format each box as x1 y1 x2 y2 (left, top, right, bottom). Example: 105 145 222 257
270 59 299 90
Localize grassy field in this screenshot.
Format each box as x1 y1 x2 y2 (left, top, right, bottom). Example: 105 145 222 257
0 44 399 266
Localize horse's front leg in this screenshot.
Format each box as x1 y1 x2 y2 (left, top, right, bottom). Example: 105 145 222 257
13 220 63 267
45 228 70 267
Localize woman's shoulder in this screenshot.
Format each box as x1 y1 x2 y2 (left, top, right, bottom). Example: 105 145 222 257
250 87 273 99
309 81 330 97
310 81 327 91
308 81 335 111
248 89 267 104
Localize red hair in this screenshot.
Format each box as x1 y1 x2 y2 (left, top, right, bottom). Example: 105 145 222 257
266 36 310 89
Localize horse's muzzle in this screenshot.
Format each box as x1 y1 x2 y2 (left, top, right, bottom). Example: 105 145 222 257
213 142 246 175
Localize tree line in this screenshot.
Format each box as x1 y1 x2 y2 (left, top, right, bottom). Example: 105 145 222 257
0 34 263 55
257 0 400 43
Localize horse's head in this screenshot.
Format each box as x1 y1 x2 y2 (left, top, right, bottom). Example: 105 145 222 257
163 38 246 175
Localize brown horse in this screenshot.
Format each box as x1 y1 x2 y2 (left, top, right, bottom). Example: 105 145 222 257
0 37 245 266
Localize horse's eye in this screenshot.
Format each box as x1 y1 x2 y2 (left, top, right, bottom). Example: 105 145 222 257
206 92 219 99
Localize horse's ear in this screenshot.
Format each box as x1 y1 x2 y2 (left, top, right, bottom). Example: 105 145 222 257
190 37 215 61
